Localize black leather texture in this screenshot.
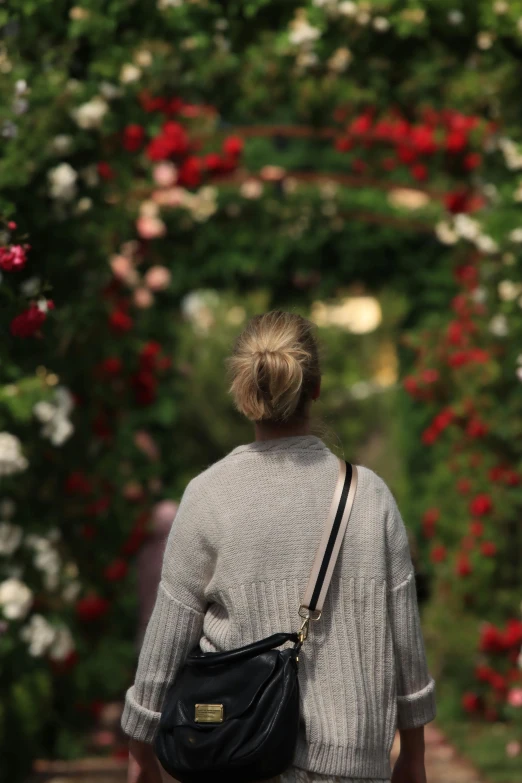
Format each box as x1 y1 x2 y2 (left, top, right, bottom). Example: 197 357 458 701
154 633 301 783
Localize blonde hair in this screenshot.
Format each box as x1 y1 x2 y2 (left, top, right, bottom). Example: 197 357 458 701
227 310 321 422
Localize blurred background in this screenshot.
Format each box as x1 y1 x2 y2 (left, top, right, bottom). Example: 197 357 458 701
1 1 522 781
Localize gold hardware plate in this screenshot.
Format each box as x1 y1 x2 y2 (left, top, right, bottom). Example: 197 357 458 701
195 704 224 723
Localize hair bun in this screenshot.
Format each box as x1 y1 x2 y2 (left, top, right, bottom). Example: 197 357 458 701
227 310 320 422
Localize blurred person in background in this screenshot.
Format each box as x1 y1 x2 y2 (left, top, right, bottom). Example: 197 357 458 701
122 310 436 783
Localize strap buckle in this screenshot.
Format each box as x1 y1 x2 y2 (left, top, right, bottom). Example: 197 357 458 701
297 605 322 644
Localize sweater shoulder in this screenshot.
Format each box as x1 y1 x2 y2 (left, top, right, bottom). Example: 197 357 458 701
356 465 397 506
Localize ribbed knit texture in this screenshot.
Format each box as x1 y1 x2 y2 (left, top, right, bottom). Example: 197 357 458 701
122 435 436 780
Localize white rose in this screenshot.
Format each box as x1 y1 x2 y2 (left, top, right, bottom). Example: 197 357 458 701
435 221 458 245
49 626 75 661
71 96 109 130
48 163 78 201
134 50 153 67
475 235 498 254
339 1 357 16
0 432 28 476
51 135 73 155
80 165 100 187
454 214 480 241
74 197 93 214
99 82 122 100
62 580 82 603
0 523 23 556
20 277 41 297
20 614 56 656
489 314 509 337
240 179 264 199
0 578 33 620
328 47 353 72
498 280 521 302
509 228 522 243
120 63 142 84
289 17 321 46
158 0 183 7
34 387 75 446
373 17 390 32
448 10 464 25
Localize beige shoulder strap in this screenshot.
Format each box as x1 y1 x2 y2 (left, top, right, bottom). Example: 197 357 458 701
299 459 358 628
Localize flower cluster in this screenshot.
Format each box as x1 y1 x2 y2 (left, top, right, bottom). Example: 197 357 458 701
334 107 491 183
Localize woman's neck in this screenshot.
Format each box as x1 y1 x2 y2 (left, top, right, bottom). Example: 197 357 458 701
254 418 311 442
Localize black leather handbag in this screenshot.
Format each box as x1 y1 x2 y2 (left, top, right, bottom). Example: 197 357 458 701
154 459 358 783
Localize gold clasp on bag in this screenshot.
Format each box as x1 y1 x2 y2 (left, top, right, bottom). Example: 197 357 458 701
194 704 224 723
297 605 321 644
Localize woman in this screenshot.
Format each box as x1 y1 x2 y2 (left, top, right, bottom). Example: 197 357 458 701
123 310 436 783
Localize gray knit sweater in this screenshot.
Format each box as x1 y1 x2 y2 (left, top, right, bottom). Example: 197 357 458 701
122 435 436 779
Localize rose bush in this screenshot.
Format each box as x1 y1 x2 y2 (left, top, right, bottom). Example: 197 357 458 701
2 0 522 779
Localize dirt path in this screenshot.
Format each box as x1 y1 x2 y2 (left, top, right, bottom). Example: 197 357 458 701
32 724 484 783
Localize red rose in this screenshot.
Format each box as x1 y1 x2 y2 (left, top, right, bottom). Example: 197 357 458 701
204 153 223 171
466 419 488 438
139 341 162 370
109 309 133 333
479 624 504 653
49 650 78 675
350 114 372 135
421 426 438 445
454 264 478 289
505 470 520 486
430 545 447 564
469 520 484 537
490 672 507 693
410 125 437 155
139 92 168 113
381 157 397 171
65 472 93 496
456 553 472 576
480 541 496 557
433 407 454 431
76 595 110 622
402 376 418 396
464 153 482 171
411 163 428 181
470 494 493 516
97 161 115 180
444 190 472 214
335 137 354 152
423 508 440 526
123 124 145 152
461 692 481 713
421 369 439 384
503 620 522 649
97 357 123 376
178 157 202 188
351 159 367 174
446 129 467 153
474 665 494 683
457 478 471 495
488 465 505 482
132 371 157 406
104 559 128 582
223 136 243 158
398 147 417 164
10 304 47 337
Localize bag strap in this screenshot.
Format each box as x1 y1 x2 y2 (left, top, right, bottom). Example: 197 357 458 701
297 459 358 642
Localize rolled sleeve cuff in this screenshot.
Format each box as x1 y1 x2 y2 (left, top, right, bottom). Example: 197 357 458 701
397 676 437 730
121 685 161 743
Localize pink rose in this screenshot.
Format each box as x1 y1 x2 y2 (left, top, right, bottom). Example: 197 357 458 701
152 500 179 534
134 430 160 461
152 187 186 207
507 688 522 708
133 287 154 308
136 216 167 239
110 254 132 279
153 162 178 187
506 740 521 758
145 265 171 291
